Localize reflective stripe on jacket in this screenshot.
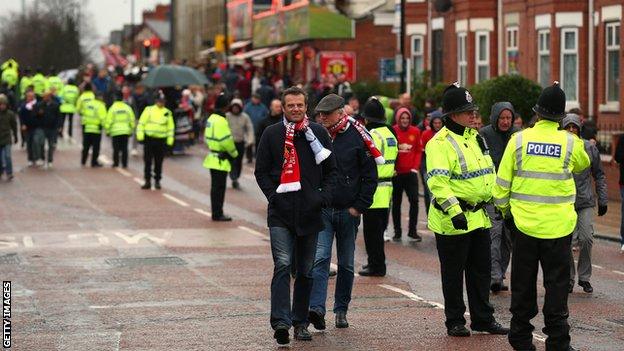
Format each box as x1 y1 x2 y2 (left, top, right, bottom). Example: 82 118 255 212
369 126 398 209
426 126 495 235
136 105 174 145
202 113 238 172
492 120 590 239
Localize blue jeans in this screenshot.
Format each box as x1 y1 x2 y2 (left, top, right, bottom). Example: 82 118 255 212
0 144 12 175
269 226 318 329
309 208 357 315
620 188 624 245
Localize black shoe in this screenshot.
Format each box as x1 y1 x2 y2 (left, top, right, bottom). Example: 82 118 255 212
232 180 240 189
447 325 471 337
112 164 119 168
472 321 509 335
358 267 385 277
329 268 337 277
212 215 232 222
273 326 290 345
92 162 102 168
578 281 593 293
335 311 349 328
154 181 161 190
308 310 326 330
408 232 422 242
141 182 151 190
491 282 504 293
293 326 312 341
392 234 402 242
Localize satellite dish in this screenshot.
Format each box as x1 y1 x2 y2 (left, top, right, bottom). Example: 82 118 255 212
434 0 452 13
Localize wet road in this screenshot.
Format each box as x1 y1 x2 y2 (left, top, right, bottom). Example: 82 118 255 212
1 135 623 350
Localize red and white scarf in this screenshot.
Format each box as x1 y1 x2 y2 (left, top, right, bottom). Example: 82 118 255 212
328 114 385 165
276 116 331 193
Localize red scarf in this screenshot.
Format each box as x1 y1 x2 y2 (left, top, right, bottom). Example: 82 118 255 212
327 114 385 165
276 117 309 193
327 115 350 139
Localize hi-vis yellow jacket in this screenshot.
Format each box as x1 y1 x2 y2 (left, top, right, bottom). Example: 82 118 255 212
136 105 174 146
203 113 238 172
492 119 590 239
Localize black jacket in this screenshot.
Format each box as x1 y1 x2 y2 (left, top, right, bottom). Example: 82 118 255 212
330 125 377 212
255 121 337 236
257 113 282 141
0 109 17 146
614 134 624 186
35 100 61 130
479 102 518 170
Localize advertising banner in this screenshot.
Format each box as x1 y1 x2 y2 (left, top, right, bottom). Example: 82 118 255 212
319 51 356 82
228 0 253 41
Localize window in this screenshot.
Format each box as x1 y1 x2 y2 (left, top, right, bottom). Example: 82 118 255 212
537 30 550 87
432 30 444 83
411 35 424 79
457 32 467 86
606 22 620 102
475 31 489 83
506 26 519 73
560 27 578 102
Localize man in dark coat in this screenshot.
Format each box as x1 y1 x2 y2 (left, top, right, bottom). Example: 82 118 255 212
256 99 283 142
308 94 377 331
255 86 337 345
479 101 518 292
35 92 62 168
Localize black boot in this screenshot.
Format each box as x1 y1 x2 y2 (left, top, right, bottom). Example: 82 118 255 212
154 180 161 190
335 311 349 328
273 326 290 345
293 326 312 341
141 181 151 190
308 310 325 330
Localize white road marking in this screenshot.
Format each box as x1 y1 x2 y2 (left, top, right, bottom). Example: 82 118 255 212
592 264 604 269
22 236 34 248
238 225 268 239
0 236 19 249
613 270 624 276
133 177 143 184
99 155 113 166
115 168 132 177
68 233 110 245
112 231 165 245
193 208 212 217
163 193 190 207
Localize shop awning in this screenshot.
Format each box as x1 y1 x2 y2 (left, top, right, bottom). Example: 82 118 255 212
252 44 299 62
228 47 270 65
199 40 252 59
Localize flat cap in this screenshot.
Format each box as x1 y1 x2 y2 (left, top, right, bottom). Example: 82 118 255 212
314 93 345 114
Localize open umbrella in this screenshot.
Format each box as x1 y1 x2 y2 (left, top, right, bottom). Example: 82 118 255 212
142 64 209 88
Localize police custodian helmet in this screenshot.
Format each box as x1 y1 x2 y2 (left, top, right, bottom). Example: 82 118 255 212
441 82 479 118
533 81 566 121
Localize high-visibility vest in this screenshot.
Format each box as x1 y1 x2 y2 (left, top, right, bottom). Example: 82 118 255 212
47 76 64 95
369 126 398 209
1 69 17 88
60 85 79 113
81 99 106 134
426 126 495 235
105 101 135 137
31 73 47 96
136 105 174 146
76 91 95 116
202 113 238 172
19 76 32 98
492 119 590 239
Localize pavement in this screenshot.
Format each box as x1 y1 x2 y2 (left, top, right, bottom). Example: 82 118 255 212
1 132 624 350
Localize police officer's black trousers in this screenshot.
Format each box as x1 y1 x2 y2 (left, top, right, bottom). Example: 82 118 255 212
111 135 129 168
210 169 227 218
61 113 73 137
435 229 495 330
363 208 388 273
82 131 101 166
509 226 572 351
143 136 166 182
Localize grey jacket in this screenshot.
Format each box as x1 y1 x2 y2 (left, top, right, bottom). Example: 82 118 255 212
479 102 518 170
226 111 255 145
573 140 607 210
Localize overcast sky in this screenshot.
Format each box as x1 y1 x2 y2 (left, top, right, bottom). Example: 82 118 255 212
3 0 169 41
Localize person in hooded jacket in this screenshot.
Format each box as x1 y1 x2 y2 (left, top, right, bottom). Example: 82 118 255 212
226 98 254 189
420 110 444 214
561 113 607 294
391 107 423 241
480 102 519 292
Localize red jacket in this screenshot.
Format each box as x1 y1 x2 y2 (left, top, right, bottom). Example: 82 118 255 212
393 123 423 174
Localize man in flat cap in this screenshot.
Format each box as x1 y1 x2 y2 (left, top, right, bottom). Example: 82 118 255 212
308 94 378 331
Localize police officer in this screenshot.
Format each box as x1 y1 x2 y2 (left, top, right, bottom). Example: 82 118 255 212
493 82 590 351
426 82 508 337
358 97 398 277
137 91 174 190
203 93 238 221
59 79 79 139
47 67 64 97
19 67 32 100
105 91 135 168
81 93 106 167
31 67 47 98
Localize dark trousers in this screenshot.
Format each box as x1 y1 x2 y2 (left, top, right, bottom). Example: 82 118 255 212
435 229 495 329
363 208 388 273
245 144 253 163
229 142 245 181
43 128 57 163
143 136 166 182
392 172 419 236
61 113 73 137
112 135 129 167
210 169 227 218
509 225 572 351
81 131 101 166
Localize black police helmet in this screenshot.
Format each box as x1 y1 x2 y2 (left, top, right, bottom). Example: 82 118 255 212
441 82 478 118
361 97 386 123
532 81 566 121
215 93 231 110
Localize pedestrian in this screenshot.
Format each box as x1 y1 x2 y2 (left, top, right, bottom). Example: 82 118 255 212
513 115 524 130
426 82 508 337
19 67 32 100
18 91 38 165
254 86 336 345
308 94 378 331
0 94 18 180
59 78 79 139
569 107 597 143
76 84 95 119
244 93 269 160
392 107 422 241
105 91 135 168
613 134 624 253
203 93 238 221
561 113 608 294
256 99 282 141
36 92 61 169
358 97 398 277
420 110 443 214
46 67 64 98
137 91 174 190
130 83 152 156
480 102 519 293
31 67 46 98
224 98 254 189
493 82 590 351
81 93 106 167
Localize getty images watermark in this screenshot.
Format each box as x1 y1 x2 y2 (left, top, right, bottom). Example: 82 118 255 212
3 281 10 349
